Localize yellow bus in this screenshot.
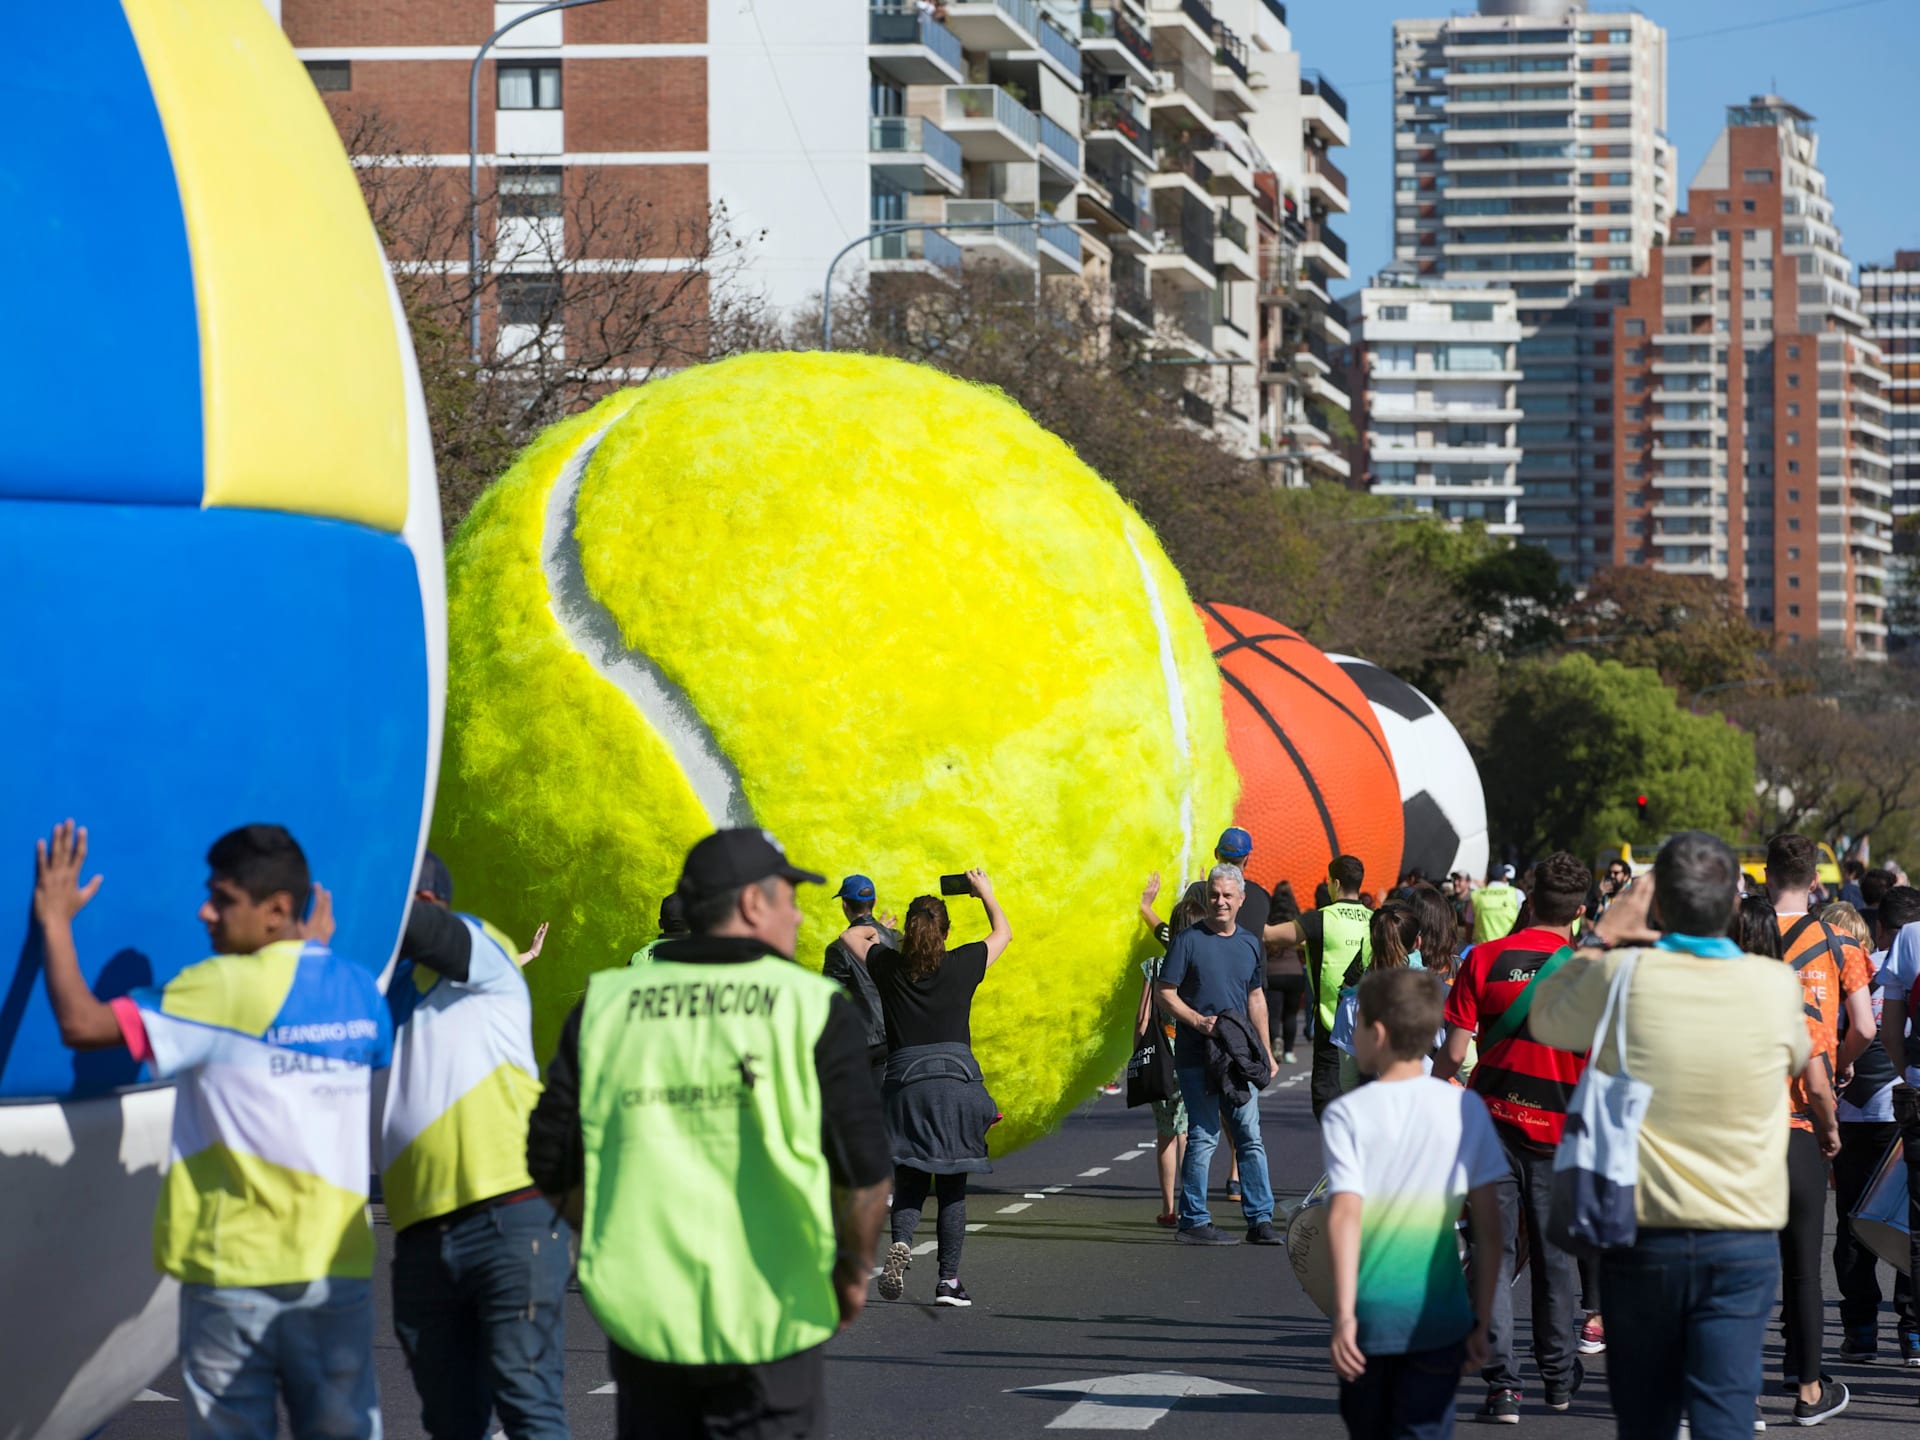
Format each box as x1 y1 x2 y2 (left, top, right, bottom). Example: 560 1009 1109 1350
1606 840 1843 890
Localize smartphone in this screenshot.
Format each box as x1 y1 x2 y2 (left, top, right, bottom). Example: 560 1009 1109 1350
939 873 972 897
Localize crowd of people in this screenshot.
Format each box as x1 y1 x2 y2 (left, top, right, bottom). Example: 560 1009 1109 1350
1137 824 1920 1437
30 805 1920 1440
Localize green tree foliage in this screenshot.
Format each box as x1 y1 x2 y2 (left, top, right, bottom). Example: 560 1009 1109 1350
1485 653 1755 858
1561 568 1770 697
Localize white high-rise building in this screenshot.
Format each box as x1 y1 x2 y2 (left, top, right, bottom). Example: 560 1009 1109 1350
1354 275 1523 533
1392 0 1674 576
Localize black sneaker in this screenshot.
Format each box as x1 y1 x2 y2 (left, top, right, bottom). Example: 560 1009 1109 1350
934 1279 972 1308
1245 1220 1283 1245
1839 1326 1877 1362
1790 1378 1847 1426
1177 1223 1240 1246
876 1242 910 1301
1477 1388 1521 1424
1545 1359 1585 1411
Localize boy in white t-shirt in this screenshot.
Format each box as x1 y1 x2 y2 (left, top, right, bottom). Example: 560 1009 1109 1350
1323 968 1505 1439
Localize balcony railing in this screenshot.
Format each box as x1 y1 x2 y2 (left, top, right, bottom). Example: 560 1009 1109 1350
1037 14 1080 71
868 3 964 73
946 198 1038 261
1181 388 1215 427
1302 258 1331 293
1086 157 1151 232
945 85 1039 148
1085 6 1157 69
1213 23 1249 81
871 227 963 269
1309 224 1347 263
1086 95 1154 156
1114 255 1153 326
1174 190 1215 268
1039 217 1082 262
1260 0 1287 21
1157 147 1213 189
1217 210 1248 249
1308 149 1347 196
1038 111 1080 169
1301 71 1347 121
869 115 963 177
1179 0 1216 35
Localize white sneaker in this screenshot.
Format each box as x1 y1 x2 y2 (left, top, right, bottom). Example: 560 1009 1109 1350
877 1242 910 1300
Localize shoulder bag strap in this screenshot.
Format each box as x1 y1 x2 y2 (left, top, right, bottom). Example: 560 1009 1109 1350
1590 952 1639 1078
1481 945 1573 1051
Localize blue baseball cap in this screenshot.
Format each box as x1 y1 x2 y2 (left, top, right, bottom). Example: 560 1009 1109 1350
1215 827 1253 860
835 874 876 903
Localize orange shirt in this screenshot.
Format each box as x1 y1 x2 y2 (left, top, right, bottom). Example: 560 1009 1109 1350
1779 913 1872 1132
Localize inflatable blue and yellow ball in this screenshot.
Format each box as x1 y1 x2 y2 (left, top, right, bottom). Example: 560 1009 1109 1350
2 4 441 1432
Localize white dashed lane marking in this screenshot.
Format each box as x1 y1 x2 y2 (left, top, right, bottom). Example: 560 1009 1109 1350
1043 1185 1069 1193
997 1202 1031 1214
1024 1192 1046 1199
590 1382 618 1395
913 1240 939 1255
966 1223 988 1232
1113 1150 1147 1161
1078 1167 1109 1177
133 1391 176 1403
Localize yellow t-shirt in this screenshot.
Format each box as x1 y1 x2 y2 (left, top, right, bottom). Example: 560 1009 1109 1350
1530 945 1810 1232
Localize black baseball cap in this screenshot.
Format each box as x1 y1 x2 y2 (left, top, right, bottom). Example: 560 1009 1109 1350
675 828 825 904
417 850 453 904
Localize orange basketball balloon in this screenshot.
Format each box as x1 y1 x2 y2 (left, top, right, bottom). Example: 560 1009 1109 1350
1199 602 1404 905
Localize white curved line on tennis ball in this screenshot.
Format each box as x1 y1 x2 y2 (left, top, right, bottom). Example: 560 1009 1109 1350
1124 525 1195 886
540 418 754 830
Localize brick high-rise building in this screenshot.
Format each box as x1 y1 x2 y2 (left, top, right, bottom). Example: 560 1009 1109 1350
1860 251 1920 650
1611 96 1891 660
1392 0 1674 575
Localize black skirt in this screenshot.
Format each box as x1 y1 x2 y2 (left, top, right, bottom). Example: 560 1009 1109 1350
882 1042 997 1175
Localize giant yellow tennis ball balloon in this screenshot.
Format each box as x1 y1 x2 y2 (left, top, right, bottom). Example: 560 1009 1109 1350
432 351 1235 1149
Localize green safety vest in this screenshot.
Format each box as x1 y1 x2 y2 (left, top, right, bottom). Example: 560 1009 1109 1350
1473 883 1521 945
1312 902 1373 1033
575 955 842 1366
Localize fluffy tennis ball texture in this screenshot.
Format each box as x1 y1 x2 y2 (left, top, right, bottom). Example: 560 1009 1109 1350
430 351 1236 1151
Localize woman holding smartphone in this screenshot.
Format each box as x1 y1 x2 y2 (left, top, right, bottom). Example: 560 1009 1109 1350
843 868 1010 1308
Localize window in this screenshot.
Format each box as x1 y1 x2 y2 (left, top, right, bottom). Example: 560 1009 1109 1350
1451 301 1495 322
1788 518 1801 531
1625 318 1645 336
499 272 562 325
1787 373 1800 388
1743 168 1775 184
1787 546 1800 560
498 62 562 109
1786 344 1800 359
1785 432 1799 446
500 166 563 218
1788 575 1800 588
1787 461 1800 474
1786 403 1799 417
1378 305 1408 321
1743 199 1756 213
1714 199 1730 214
1743 229 1758 242
304 60 351 92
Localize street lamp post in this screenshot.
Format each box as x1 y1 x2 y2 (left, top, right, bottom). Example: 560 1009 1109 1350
468 0 612 364
820 218 1087 350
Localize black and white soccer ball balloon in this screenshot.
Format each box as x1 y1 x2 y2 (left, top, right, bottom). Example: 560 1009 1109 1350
1326 654 1488 884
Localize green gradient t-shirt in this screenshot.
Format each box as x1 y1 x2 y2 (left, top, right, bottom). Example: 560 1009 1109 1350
1322 1076 1505 1356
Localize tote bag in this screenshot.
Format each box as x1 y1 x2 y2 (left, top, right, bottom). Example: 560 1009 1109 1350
1126 1017 1177 1107
1548 953 1653 1255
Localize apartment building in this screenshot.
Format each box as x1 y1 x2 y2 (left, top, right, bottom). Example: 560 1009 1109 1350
283 0 1341 458
1860 251 1920 648
1351 275 1524 533
1611 96 1890 660
1392 0 1673 574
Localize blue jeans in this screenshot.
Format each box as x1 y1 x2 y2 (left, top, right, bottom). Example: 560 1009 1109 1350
392 1197 572 1440
1601 1228 1778 1440
1175 1066 1274 1227
1338 1338 1465 1439
180 1277 379 1440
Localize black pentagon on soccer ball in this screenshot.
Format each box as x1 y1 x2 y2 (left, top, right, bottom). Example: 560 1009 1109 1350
1337 659 1434 723
1402 790 1461 881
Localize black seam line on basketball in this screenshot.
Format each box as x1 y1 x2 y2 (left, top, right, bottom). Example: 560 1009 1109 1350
1216 667 1341 859
1202 607 1394 770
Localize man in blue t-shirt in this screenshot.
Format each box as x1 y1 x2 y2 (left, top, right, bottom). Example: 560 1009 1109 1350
1154 863 1280 1246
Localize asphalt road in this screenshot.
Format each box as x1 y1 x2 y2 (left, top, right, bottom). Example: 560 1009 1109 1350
103 1065 1920 1437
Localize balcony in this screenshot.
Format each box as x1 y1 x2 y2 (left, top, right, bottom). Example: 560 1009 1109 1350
943 85 1038 162
1085 94 1155 167
945 198 1038 269
1034 14 1082 84
1084 157 1154 244
867 3 966 86
1301 222 1348 279
1148 70 1215 133
868 116 963 195
1180 388 1216 429
1150 146 1213 207
1081 6 1156 85
870 225 963 274
1038 111 1081 180
1300 72 1350 146
1038 216 1083 275
1304 149 1348 213
1113 254 1155 331
1146 190 1217 290
1215 208 1254 281
943 0 1040 54
1211 23 1255 114
1198 134 1253 197
1149 0 1217 54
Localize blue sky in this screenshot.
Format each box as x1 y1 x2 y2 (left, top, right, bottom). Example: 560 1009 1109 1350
1284 0 1920 286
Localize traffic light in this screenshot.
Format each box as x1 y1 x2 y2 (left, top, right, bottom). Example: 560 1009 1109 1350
1635 794 1650 825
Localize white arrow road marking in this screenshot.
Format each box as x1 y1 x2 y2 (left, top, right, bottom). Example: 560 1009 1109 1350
998 1202 1031 1214
591 1382 618 1394
1013 1372 1265 1430
133 1390 176 1402
1113 1150 1147 1161
1078 1167 1109 1177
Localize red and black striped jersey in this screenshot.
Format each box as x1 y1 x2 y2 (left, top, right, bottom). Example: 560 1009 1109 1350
1444 928 1588 1151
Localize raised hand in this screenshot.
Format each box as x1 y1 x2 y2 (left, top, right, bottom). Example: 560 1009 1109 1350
34 821 103 928
299 883 336 944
